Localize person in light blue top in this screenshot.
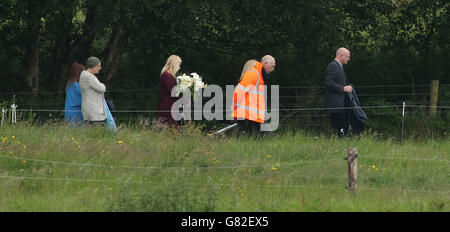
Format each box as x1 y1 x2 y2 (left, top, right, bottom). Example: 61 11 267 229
64 62 85 124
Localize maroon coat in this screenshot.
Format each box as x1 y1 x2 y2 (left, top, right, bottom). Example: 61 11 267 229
157 71 180 127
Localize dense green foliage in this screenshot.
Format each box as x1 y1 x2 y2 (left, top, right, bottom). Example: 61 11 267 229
0 0 449 135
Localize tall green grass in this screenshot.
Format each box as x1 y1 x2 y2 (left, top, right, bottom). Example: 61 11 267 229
0 123 448 212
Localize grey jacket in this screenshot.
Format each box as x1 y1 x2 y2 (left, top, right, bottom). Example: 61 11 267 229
79 70 106 121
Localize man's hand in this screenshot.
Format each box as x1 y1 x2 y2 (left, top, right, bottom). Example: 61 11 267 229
343 85 353 93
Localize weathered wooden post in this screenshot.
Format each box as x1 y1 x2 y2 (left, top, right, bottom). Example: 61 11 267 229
11 104 17 124
429 80 439 117
401 102 406 144
345 148 358 190
1 108 6 125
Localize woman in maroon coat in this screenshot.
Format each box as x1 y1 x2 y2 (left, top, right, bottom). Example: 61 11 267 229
156 55 182 127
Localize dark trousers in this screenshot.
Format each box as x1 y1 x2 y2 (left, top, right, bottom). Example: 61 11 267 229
329 95 352 137
329 111 350 137
237 119 260 137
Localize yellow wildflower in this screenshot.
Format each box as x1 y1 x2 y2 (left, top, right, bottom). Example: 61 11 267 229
11 136 15 139
118 141 124 144
271 167 278 171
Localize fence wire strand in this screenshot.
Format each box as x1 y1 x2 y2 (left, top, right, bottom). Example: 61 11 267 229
1 152 447 172
9 104 450 114
0 175 448 195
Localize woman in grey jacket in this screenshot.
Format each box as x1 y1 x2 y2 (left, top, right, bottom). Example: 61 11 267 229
79 57 106 124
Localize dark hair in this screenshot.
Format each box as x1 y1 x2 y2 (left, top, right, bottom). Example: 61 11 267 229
66 62 86 85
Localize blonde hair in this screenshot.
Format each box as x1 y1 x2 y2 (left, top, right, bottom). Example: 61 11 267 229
239 59 257 81
160 55 182 77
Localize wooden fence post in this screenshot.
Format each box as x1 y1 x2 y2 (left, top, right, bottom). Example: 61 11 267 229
1 108 6 125
345 148 358 190
429 80 439 117
11 104 17 124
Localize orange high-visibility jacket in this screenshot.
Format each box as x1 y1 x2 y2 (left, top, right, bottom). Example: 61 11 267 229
231 62 266 123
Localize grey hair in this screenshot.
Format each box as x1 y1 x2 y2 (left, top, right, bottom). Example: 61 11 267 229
261 55 275 64
86 57 101 69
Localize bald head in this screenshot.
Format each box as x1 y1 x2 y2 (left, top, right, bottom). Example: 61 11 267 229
261 55 276 73
335 48 350 65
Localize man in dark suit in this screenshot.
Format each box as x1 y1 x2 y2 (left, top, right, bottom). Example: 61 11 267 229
324 48 353 136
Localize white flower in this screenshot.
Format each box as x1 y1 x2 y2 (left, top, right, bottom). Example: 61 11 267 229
191 72 201 81
177 73 193 87
194 79 206 92
175 72 207 98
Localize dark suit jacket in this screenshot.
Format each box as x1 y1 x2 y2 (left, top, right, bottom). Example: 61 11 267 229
324 60 350 113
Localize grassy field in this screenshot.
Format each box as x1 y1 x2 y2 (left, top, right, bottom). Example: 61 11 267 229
0 123 448 212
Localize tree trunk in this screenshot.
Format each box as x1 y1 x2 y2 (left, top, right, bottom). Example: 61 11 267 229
22 8 41 94
102 24 128 87
56 6 99 92
52 9 77 93
24 40 40 93
420 5 437 83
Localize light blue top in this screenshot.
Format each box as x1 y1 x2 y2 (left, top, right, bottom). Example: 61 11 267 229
64 82 84 123
104 100 117 132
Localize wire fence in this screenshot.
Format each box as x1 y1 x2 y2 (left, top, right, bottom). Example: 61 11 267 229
0 175 448 195
0 157 448 195
1 83 447 115
1 83 448 94
6 104 449 113
1 84 448 136
1 103 448 134
1 152 447 171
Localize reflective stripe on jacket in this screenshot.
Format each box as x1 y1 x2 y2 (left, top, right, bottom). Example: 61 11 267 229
231 62 266 123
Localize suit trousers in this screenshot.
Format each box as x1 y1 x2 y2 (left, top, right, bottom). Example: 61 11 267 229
329 111 349 137
329 95 352 137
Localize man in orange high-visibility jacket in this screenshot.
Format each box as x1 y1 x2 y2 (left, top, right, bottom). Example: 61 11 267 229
231 55 276 136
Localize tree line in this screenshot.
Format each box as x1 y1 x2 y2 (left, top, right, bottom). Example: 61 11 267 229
0 0 448 98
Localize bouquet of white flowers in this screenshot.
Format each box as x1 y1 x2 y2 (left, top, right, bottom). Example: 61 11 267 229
175 72 207 100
